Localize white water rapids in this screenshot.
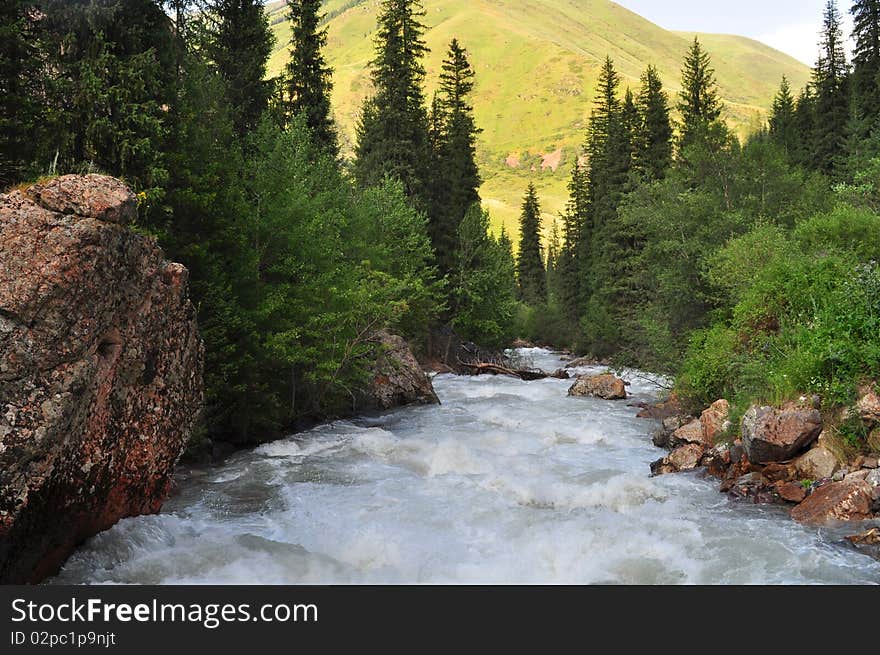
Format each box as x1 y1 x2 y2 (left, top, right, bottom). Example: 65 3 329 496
53 349 880 584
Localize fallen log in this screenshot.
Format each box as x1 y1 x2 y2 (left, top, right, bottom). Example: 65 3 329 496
458 361 550 381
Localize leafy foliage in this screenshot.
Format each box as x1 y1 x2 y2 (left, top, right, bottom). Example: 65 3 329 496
450 205 517 348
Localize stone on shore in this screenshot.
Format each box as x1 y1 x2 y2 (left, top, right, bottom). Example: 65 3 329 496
741 405 823 465
358 331 440 411
0 175 203 583
650 443 706 476
790 480 874 525
793 446 839 481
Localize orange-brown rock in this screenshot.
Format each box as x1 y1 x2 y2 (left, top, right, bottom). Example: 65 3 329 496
701 445 732 478
670 418 707 447
650 443 705 476
775 481 807 504
741 405 823 465
857 389 880 424
568 374 627 400
790 480 874 525
700 399 731 443
762 462 795 482
358 331 440 411
0 175 203 583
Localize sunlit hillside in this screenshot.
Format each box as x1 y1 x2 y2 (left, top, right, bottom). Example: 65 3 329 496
266 0 812 238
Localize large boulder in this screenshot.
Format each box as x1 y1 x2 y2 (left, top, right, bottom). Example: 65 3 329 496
790 480 874 525
741 405 823 465
357 331 440 411
0 175 203 583
568 374 627 400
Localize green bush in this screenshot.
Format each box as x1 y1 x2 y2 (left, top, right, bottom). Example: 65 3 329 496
795 204 880 261
680 226 880 411
677 325 740 407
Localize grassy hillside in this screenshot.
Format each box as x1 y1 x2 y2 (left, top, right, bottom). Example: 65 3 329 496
266 0 811 240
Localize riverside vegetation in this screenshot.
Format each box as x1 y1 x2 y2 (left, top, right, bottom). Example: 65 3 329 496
2 0 880 492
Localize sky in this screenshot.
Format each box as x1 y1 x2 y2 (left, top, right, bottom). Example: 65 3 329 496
614 0 855 65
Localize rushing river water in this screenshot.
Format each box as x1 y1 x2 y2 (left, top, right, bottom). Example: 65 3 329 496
54 349 880 585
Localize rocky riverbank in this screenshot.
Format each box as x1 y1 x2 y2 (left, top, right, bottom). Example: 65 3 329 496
0 174 443 583
642 389 880 559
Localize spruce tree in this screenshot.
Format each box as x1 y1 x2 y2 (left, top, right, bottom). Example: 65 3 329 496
207 0 275 138
354 0 431 205
620 88 640 163
812 0 850 175
39 0 175 196
580 57 631 311
285 0 337 152
497 225 518 301
677 37 723 151
851 0 880 119
545 218 562 298
634 65 673 180
557 160 588 321
586 57 622 204
792 86 818 168
427 39 482 276
769 76 797 154
516 183 547 305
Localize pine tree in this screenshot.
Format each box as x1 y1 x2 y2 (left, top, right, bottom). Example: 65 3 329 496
285 0 336 152
545 218 562 297
516 183 547 305
586 57 622 203
792 86 818 168
851 0 880 120
634 65 673 180
0 0 42 186
39 0 175 196
580 57 631 310
556 160 587 321
769 76 798 155
427 39 482 276
497 225 518 300
354 0 431 205
207 1 275 138
812 0 850 174
620 88 640 163
677 37 723 151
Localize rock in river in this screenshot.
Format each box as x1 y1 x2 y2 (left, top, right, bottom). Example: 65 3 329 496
568 374 627 400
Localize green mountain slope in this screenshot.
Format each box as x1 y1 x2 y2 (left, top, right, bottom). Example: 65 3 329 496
266 0 811 238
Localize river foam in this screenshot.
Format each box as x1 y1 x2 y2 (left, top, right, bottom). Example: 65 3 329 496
53 348 880 585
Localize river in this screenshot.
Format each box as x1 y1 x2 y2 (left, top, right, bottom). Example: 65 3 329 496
52 349 880 584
